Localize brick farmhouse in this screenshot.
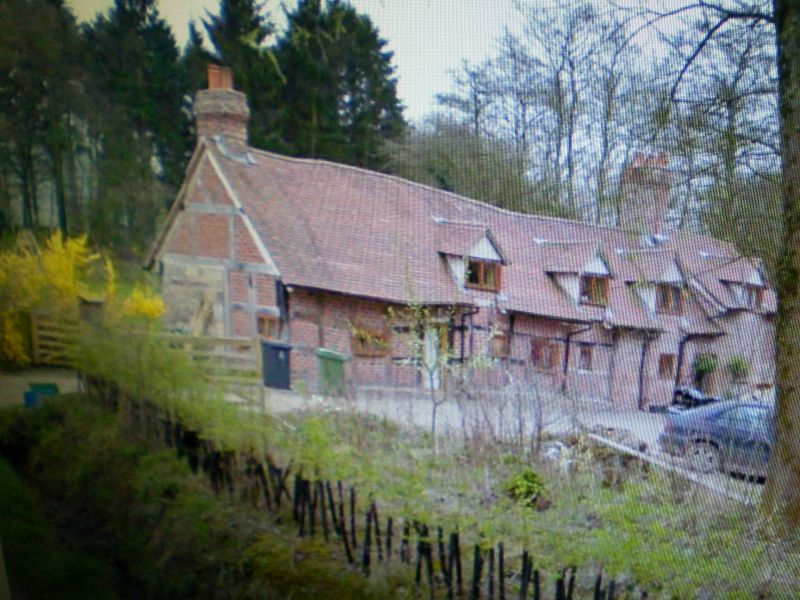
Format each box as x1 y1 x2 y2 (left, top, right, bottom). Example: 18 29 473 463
147 67 776 409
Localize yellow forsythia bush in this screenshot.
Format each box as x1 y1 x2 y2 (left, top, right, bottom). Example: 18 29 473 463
0 232 165 367
119 286 166 320
102 259 165 322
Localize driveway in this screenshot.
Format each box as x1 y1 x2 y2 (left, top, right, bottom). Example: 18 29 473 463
575 405 666 451
249 385 763 504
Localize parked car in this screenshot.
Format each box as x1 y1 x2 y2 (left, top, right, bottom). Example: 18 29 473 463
671 385 720 410
658 400 775 479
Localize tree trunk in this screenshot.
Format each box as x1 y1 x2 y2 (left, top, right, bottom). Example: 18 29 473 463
762 0 800 535
566 58 578 216
17 144 35 228
49 138 68 236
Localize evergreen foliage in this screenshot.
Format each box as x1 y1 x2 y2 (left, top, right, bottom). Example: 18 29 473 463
202 0 282 149
0 0 408 253
272 0 405 168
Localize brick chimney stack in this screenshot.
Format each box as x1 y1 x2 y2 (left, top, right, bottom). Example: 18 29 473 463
619 152 673 235
194 64 250 144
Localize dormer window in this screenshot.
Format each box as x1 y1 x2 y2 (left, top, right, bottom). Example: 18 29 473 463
656 284 683 315
466 259 500 291
579 275 609 306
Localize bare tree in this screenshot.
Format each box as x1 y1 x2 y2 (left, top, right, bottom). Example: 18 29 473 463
628 0 800 537
436 61 495 138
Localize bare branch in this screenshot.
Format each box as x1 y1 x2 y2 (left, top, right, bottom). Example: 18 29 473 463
698 1 774 24
670 16 734 101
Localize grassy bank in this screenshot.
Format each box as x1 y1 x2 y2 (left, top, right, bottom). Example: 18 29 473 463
0 456 117 599
4 314 798 598
266 406 797 598
0 396 416 600
2 386 799 598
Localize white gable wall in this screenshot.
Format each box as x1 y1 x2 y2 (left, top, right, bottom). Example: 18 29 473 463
634 283 657 313
747 268 764 287
446 256 466 290
582 255 609 275
469 235 502 262
661 262 683 284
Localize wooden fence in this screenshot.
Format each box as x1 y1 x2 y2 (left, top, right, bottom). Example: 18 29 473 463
86 378 644 599
29 316 264 389
30 312 78 367
159 335 265 406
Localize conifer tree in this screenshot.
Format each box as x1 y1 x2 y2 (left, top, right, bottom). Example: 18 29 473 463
203 0 282 149
84 0 190 187
274 0 405 168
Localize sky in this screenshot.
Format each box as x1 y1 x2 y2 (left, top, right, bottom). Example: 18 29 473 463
67 0 520 123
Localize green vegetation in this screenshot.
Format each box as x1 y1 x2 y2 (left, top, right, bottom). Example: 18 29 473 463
0 395 416 599
727 355 751 381
505 468 546 506
693 354 718 390
387 119 573 218
3 384 796 598
60 319 799 597
1 298 795 598
0 456 117 599
0 0 406 253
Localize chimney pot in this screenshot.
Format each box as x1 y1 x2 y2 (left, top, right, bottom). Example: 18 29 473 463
220 66 233 89
195 64 249 144
207 64 222 89
207 64 234 90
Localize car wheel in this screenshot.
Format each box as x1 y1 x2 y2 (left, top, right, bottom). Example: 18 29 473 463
686 441 721 474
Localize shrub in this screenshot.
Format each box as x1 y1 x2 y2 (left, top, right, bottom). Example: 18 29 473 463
692 354 717 389
727 356 750 381
505 468 546 506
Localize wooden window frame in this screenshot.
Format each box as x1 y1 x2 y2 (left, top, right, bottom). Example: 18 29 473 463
577 343 593 372
491 333 510 358
656 284 684 315
465 259 501 291
744 284 764 309
531 339 560 372
658 353 676 380
351 326 389 357
256 314 279 339
579 275 609 306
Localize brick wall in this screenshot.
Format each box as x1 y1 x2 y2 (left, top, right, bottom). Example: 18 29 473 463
255 274 276 306
688 312 775 399
165 213 193 255
187 157 231 205
644 331 681 406
229 270 249 303
231 305 251 337
159 155 283 345
235 218 262 263
287 288 399 392
609 332 645 409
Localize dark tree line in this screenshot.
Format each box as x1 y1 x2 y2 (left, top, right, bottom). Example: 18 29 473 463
0 0 406 254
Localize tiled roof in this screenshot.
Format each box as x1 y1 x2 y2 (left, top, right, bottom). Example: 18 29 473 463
617 249 678 283
539 241 598 273
434 221 507 263
435 221 487 257
194 138 772 327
